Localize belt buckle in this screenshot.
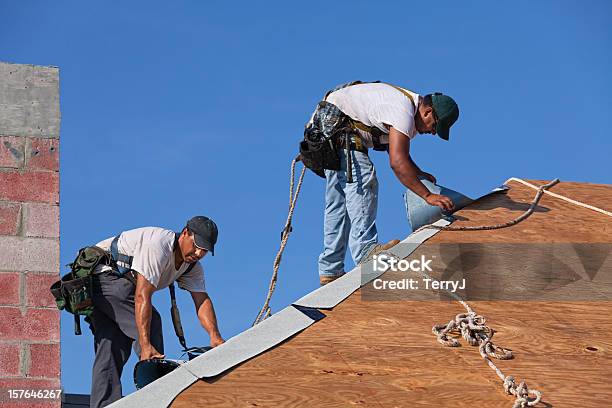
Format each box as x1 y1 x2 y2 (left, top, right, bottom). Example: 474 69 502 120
354 137 363 151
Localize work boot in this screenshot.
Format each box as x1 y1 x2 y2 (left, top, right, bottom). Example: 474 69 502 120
319 272 345 286
359 239 401 265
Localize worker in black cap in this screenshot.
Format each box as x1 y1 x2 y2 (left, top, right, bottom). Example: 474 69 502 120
87 216 223 408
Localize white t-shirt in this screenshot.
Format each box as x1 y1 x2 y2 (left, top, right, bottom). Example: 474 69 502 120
325 82 420 147
94 227 206 293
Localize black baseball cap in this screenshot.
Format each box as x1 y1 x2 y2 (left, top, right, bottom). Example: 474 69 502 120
186 216 218 255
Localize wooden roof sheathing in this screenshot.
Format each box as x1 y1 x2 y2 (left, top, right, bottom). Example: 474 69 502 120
173 180 612 408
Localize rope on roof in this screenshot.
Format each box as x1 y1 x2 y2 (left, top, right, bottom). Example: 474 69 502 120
433 300 542 408
380 245 544 407
416 177 611 406
505 177 612 218
380 240 544 407
417 177 610 236
416 178 560 232
410 179 575 406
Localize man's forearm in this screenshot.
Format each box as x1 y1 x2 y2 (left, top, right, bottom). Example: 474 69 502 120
135 294 153 347
198 296 222 339
391 160 431 199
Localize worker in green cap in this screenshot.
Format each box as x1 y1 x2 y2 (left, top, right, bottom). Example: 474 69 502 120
305 81 459 285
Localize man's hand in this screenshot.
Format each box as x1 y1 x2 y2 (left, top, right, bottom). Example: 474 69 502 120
140 344 165 361
210 334 225 348
425 193 454 211
191 291 224 348
419 171 437 184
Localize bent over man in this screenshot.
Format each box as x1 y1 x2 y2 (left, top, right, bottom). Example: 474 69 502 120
88 216 224 407
307 81 459 285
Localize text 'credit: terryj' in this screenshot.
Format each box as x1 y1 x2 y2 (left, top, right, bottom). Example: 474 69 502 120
370 254 466 293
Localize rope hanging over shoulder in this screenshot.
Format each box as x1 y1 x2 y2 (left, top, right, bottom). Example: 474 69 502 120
253 158 306 325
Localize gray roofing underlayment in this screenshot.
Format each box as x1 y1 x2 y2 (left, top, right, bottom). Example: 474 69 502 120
406 177 473 230
107 182 508 408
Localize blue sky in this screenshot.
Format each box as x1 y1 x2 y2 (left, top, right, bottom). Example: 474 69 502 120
2 0 610 396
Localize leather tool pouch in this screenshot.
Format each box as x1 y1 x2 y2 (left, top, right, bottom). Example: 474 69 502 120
299 101 352 178
50 246 110 334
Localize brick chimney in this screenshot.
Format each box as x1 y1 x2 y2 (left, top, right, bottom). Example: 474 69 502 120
0 62 61 407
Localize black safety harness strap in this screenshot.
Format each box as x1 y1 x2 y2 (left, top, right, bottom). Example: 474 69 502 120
168 270 194 352
110 235 134 275
170 233 197 355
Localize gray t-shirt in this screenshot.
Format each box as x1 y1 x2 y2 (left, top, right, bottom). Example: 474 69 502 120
95 227 206 292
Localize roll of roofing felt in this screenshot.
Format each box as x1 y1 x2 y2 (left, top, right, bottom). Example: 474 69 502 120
404 178 473 231
133 359 183 390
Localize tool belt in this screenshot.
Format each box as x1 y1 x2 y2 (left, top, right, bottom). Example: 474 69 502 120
299 101 348 178
336 135 368 154
49 235 136 335
50 246 112 335
299 100 367 181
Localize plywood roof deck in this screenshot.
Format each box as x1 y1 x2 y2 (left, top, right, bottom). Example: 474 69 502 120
172 180 612 408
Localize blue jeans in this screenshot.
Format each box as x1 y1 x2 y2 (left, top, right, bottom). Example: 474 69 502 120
318 149 378 276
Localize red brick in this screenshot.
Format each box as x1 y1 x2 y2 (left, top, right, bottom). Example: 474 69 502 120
25 139 59 172
0 307 59 342
0 273 21 306
0 237 59 273
26 273 58 308
0 343 21 376
0 171 58 203
27 343 60 378
0 307 24 340
0 378 61 408
0 202 21 235
23 203 58 238
0 136 25 169
22 309 60 342
0 377 60 388
0 379 61 388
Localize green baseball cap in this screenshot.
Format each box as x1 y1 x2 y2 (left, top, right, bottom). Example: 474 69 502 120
431 93 459 141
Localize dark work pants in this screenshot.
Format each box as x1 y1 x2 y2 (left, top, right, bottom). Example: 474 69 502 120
89 270 164 408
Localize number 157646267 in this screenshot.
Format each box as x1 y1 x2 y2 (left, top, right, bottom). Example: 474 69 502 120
6 389 62 400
